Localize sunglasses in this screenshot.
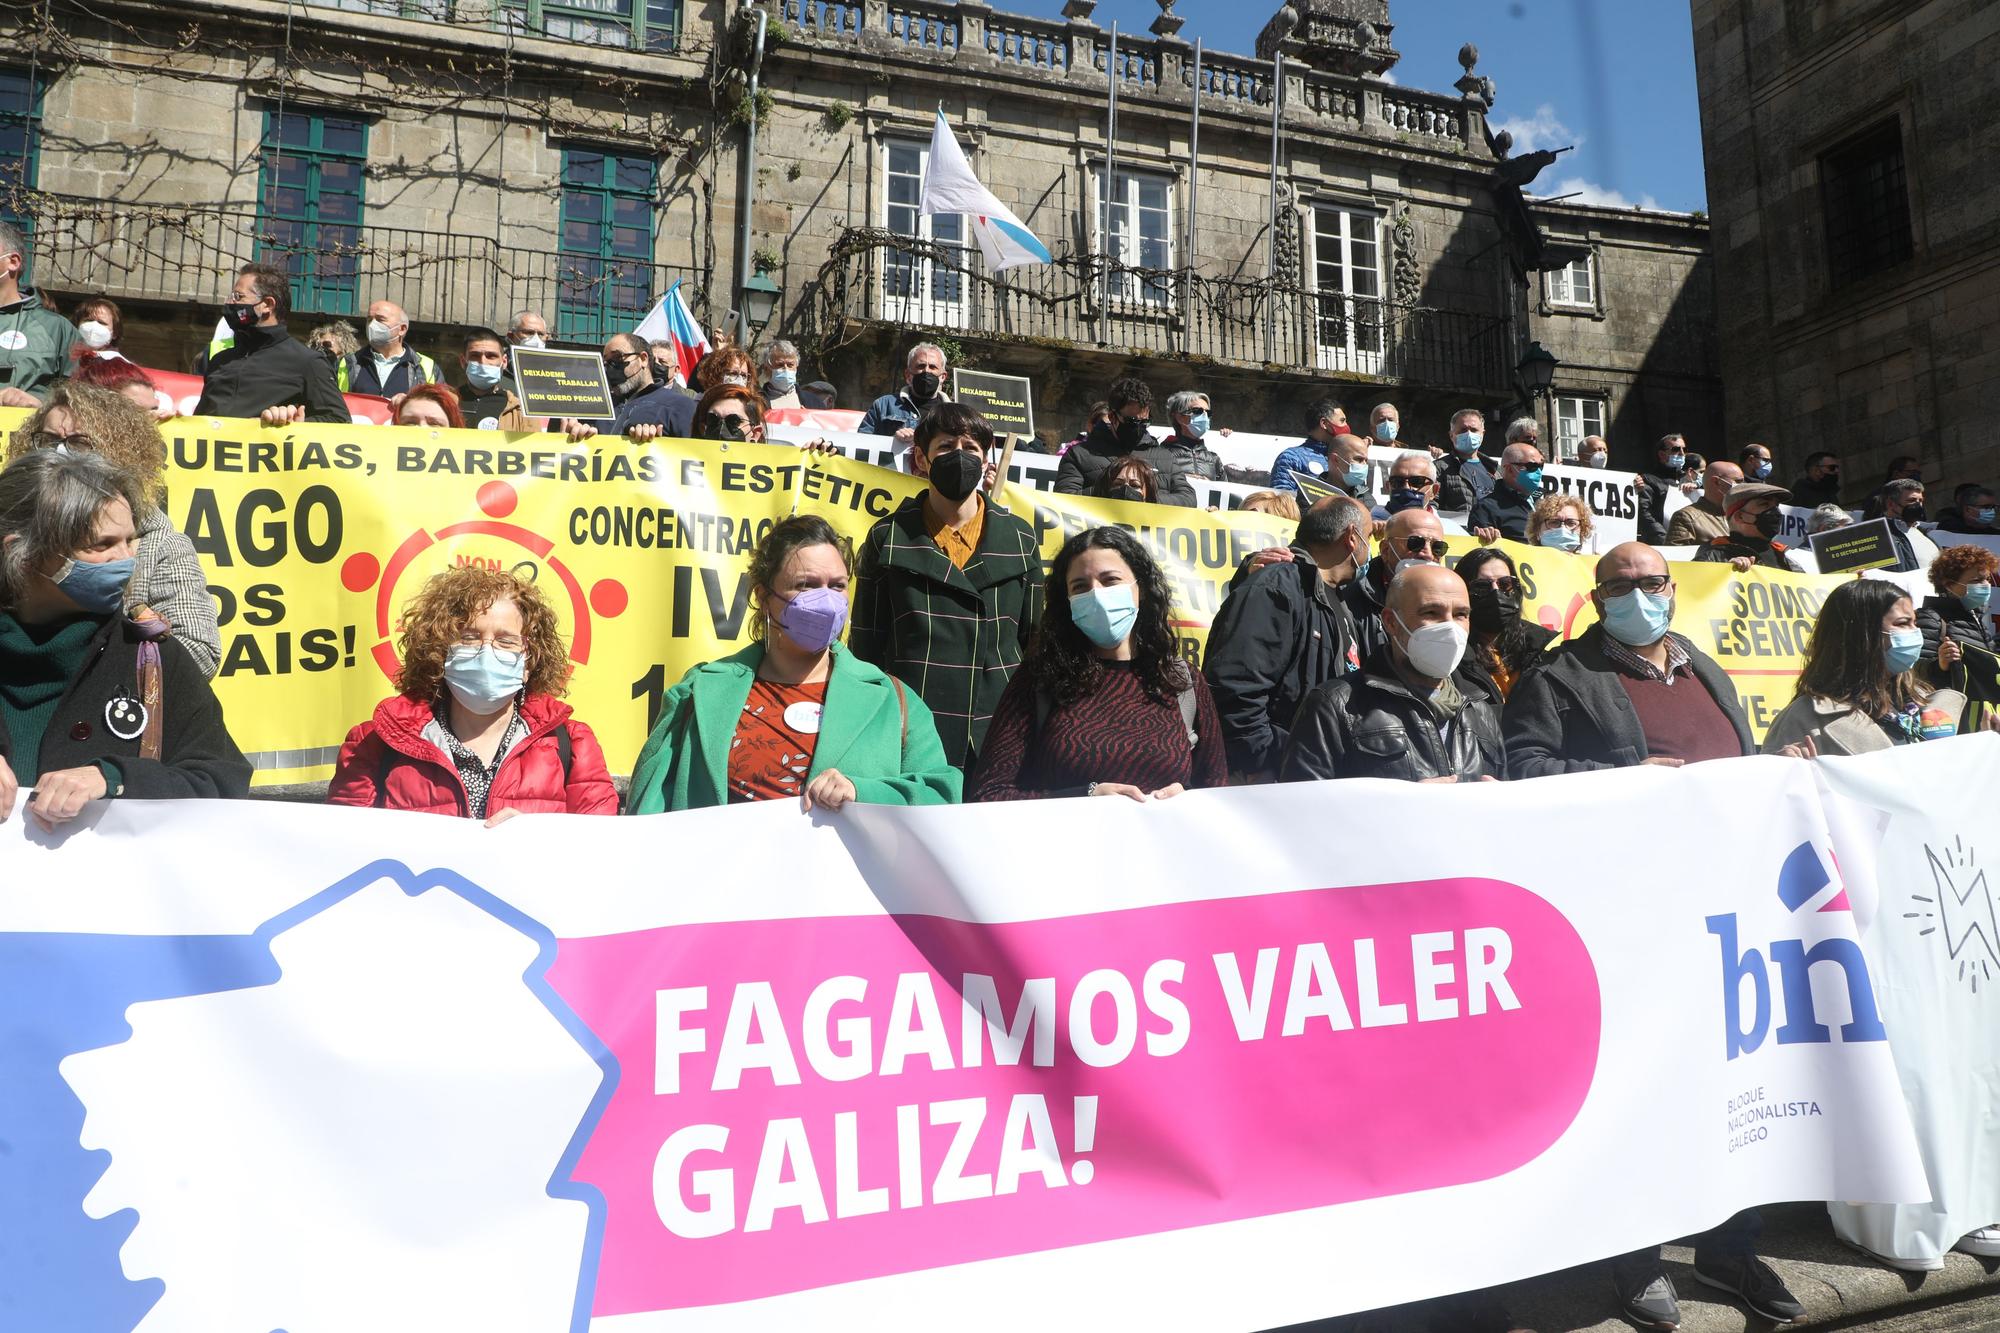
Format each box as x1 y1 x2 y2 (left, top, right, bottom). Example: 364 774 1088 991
1597 574 1672 597
1471 576 1520 594
1389 475 1434 489
1402 536 1451 559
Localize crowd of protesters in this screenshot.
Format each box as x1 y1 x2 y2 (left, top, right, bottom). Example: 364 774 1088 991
4 236 2000 1331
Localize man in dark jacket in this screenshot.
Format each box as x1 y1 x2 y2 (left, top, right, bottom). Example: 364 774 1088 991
1053 376 1196 506
1467 441 1544 542
1281 562 1503 783
1161 389 1224 483
1692 481 1792 570
581 332 695 438
1437 407 1497 512
195 263 350 425
1636 433 1691 545
850 402 1043 771
1342 506 1451 665
1204 494 1368 778
858 341 949 441
338 299 438 397
1788 450 1843 508
0 221 77 407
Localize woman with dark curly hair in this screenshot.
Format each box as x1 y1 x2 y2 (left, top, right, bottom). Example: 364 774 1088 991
626 513 960 814
327 565 617 821
1762 578 1970 756
1917 543 1998 685
969 526 1226 801
1452 546 1555 700
13 381 221 676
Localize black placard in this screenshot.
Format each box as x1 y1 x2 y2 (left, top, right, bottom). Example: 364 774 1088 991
1807 517 1900 573
510 347 615 419
951 369 1034 439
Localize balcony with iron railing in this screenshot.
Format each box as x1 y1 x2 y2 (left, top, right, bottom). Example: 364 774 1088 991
809 229 1513 392
271 0 682 54
10 189 701 345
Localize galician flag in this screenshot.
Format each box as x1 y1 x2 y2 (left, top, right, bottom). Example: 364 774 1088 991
634 279 710 384
921 109 1051 272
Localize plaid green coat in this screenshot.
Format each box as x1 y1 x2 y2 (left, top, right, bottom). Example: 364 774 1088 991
850 494 1045 770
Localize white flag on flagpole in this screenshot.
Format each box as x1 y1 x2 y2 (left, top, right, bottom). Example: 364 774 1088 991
920 110 1051 272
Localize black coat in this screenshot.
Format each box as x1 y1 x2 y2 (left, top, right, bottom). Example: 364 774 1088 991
1203 551 1359 775
0 617 252 799
1280 649 1504 783
195 326 350 423
1692 533 1791 569
1637 469 1681 546
1468 484 1536 541
1501 625 1752 778
1053 421 1197 506
1789 474 1843 509
1437 453 1496 512
1164 434 1224 483
1918 593 1996 687
1339 561 1394 665
588 380 696 437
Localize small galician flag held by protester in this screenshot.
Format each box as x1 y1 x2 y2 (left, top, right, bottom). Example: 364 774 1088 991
635 278 711 385
921 108 1052 272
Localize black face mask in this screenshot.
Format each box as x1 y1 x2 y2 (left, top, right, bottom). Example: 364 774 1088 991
910 370 941 402
1109 484 1146 503
1901 503 1926 523
224 301 261 331
1116 416 1150 451
1468 585 1521 633
1753 508 1784 540
928 449 984 503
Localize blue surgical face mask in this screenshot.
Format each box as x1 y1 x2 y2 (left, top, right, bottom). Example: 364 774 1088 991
1185 411 1210 439
1664 452 1686 471
1884 627 1924 676
1374 420 1398 443
1974 507 1996 527
1343 461 1370 493
1600 587 1673 647
769 367 797 394
443 644 526 712
1514 466 1545 494
1539 525 1581 552
1749 461 1772 481
1454 431 1482 455
52 555 135 616
1961 581 1992 613
1069 582 1138 649
465 361 503 391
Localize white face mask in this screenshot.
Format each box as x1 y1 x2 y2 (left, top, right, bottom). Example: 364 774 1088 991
514 333 546 350
77 320 113 350
1392 609 1469 679
1584 453 1608 469
366 319 397 350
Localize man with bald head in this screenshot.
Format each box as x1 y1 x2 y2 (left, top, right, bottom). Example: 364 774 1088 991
1282 562 1503 782
1467 440 1545 542
1206 494 1370 777
1341 505 1450 663
1667 459 1743 545
341 298 438 397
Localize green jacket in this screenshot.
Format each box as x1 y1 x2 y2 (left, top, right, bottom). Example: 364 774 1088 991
0 289 78 398
626 641 962 814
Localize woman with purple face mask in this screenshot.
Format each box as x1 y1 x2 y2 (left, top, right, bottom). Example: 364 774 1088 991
625 514 961 814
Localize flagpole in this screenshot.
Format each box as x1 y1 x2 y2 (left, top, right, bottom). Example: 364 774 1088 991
1103 21 1118 329
1185 37 1201 354
1264 43 1284 364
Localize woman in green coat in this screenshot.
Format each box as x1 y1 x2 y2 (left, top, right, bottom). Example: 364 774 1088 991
626 514 961 814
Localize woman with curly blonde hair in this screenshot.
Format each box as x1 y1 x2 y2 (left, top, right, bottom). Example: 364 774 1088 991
1526 491 1596 554
12 381 222 675
327 565 617 821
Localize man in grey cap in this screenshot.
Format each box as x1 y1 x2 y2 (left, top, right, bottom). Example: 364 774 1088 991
1692 481 1793 570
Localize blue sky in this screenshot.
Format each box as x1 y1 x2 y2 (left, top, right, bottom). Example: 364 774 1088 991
1008 0 1709 213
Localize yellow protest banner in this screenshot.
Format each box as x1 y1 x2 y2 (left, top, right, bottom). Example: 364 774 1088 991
6 415 1287 786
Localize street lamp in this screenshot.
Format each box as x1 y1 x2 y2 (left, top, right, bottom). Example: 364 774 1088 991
1517 339 1559 395
740 268 781 333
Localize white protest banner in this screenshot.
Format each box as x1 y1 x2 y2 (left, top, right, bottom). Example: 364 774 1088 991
0 747 1941 1332
1815 737 2000 1269
764 426 1068 494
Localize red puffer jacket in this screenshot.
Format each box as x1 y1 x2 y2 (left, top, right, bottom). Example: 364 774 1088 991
327 692 618 816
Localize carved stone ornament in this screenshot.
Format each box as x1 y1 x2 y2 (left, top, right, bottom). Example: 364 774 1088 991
1391 207 1420 306
1274 182 1301 280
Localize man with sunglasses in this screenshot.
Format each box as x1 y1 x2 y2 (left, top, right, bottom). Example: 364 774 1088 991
1340 507 1451 664
578 332 695 439
1376 450 1438 519
1467 442 1544 542
1788 451 1843 508
1205 494 1369 779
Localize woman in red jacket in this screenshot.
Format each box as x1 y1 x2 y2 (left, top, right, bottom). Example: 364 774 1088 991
328 566 617 820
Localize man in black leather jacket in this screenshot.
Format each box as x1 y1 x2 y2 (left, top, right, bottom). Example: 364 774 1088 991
1279 563 1503 783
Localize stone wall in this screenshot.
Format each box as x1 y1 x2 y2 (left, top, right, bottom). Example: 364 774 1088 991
1692 0 2000 502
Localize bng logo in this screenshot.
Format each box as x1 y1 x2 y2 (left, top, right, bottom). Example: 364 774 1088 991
1906 836 1998 995
1708 842 1887 1060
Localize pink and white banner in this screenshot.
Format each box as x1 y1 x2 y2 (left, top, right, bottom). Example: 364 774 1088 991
2 743 1971 1331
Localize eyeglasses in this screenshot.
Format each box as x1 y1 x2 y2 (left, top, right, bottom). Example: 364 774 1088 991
1402 536 1451 559
453 633 526 665
1546 517 1582 531
1470 575 1520 594
1389 475 1435 489
1596 574 1672 597
28 430 96 452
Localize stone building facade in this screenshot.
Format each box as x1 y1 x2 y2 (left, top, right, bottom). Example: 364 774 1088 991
1691 0 2000 499
3 0 1717 459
